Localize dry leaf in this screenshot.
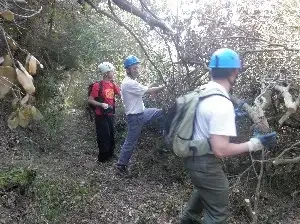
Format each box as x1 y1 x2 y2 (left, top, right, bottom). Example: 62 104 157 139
0 66 16 98
11 98 20 109
20 93 30 105
7 113 19 129
0 11 14 21
18 106 31 128
16 61 35 94
28 56 37 75
31 106 43 120
7 37 17 50
25 55 43 75
3 55 13 66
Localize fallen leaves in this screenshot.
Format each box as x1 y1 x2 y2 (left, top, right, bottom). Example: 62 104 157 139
7 103 43 129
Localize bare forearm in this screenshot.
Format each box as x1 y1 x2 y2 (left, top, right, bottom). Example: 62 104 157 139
146 86 164 94
88 98 104 108
213 142 250 158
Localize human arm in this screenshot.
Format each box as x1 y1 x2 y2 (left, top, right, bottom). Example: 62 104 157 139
210 132 277 158
145 85 165 94
88 96 109 109
88 83 109 109
204 97 276 158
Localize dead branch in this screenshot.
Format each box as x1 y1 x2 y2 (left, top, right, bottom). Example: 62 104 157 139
278 141 300 158
272 141 300 165
273 156 300 165
230 95 271 133
111 0 173 33
107 0 170 92
12 6 42 18
252 149 265 224
242 47 300 56
274 84 300 126
244 199 255 222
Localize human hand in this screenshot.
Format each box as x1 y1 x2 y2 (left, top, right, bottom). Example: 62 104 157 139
248 131 277 152
101 103 109 109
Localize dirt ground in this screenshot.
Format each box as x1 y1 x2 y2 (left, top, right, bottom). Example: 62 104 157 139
1 102 300 223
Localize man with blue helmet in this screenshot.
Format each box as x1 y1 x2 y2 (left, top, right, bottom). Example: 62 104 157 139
115 55 165 177
180 48 277 224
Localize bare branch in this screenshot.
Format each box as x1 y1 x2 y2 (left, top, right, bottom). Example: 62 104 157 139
274 85 300 126
273 156 300 165
12 6 42 18
252 149 265 224
111 0 173 33
231 95 271 133
244 199 255 222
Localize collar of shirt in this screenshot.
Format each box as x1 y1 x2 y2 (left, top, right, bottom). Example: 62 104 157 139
205 81 230 98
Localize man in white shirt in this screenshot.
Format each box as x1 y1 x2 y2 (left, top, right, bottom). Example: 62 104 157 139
181 48 277 224
116 55 165 177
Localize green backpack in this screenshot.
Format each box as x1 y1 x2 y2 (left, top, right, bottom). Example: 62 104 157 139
164 86 230 158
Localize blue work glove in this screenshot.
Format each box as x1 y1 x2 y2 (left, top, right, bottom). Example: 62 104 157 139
234 101 248 118
248 131 277 152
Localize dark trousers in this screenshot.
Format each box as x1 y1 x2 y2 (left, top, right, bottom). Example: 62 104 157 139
95 115 115 162
181 154 229 224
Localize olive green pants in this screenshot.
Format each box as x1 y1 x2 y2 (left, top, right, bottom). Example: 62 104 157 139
181 154 229 224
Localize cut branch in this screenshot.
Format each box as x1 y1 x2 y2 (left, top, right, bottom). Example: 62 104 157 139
274 84 300 126
273 156 300 165
107 0 170 92
111 0 173 33
231 95 271 133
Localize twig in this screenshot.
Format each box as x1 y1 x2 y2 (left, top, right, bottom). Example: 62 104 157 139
12 6 42 18
12 0 36 12
0 25 17 69
276 141 300 159
252 149 265 224
107 0 171 92
244 199 255 222
273 156 300 165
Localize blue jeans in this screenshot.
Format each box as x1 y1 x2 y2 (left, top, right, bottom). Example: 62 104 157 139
117 108 164 166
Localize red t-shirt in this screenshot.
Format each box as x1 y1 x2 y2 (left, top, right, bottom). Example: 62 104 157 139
90 80 120 116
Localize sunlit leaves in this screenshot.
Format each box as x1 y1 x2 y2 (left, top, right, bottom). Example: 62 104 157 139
7 102 43 129
25 54 44 76
0 11 14 21
16 61 35 94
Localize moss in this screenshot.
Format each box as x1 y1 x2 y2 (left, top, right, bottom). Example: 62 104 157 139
0 167 36 192
30 177 91 223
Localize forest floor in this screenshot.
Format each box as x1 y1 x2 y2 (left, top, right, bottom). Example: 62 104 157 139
1 101 300 224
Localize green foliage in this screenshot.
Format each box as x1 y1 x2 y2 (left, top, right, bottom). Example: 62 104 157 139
31 177 91 223
0 167 36 192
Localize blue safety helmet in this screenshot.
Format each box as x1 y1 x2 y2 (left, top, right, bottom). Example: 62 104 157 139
209 48 241 69
123 55 141 69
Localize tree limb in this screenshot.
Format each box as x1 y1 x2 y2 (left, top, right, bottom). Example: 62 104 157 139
111 0 173 33
274 84 300 126
107 0 170 91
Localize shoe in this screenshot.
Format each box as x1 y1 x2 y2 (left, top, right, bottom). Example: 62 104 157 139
115 164 132 178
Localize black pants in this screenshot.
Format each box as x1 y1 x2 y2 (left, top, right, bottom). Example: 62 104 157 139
95 115 115 162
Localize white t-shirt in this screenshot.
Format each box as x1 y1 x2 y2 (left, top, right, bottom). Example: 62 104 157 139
121 76 148 115
193 81 237 140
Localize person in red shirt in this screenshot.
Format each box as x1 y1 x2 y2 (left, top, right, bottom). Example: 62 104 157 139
88 62 120 162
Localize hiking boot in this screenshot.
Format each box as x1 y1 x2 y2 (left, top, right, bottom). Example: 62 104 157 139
115 164 132 178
